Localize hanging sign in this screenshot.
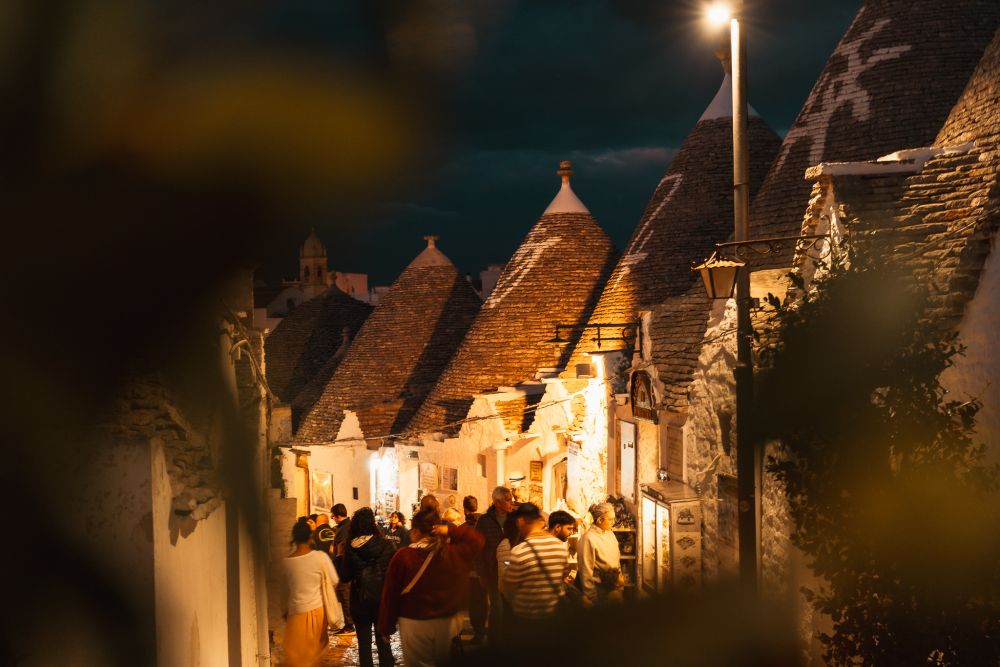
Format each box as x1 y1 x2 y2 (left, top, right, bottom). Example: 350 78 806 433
631 371 658 423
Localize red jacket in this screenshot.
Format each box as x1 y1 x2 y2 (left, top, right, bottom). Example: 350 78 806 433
377 524 484 635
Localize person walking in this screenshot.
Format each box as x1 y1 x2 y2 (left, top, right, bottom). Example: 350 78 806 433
385 511 411 550
474 486 513 646
344 508 396 667
377 508 484 667
577 502 623 605
462 496 486 644
331 504 355 633
281 519 341 667
501 503 569 628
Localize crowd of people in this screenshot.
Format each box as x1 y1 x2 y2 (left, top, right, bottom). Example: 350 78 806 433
279 488 625 667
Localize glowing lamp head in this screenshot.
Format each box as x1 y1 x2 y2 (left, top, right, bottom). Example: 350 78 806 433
706 2 732 26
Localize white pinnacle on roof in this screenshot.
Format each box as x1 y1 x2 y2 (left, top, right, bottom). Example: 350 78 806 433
699 47 761 122
542 160 590 215
698 72 761 122
408 235 454 268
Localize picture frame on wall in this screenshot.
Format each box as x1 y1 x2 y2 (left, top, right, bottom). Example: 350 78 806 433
440 466 459 492
310 470 333 514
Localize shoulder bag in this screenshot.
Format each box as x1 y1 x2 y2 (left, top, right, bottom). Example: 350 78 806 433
320 561 345 630
524 540 583 615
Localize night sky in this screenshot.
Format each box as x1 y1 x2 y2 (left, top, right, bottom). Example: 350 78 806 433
259 1 861 286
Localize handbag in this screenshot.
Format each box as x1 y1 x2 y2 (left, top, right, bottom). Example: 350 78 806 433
596 566 621 590
320 565 345 631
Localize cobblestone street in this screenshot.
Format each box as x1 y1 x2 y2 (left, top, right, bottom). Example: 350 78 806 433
273 621 479 666
317 631 404 667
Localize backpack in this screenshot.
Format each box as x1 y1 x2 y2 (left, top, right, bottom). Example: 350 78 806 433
355 543 388 607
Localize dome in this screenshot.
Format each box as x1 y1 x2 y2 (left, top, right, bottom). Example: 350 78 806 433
300 228 327 259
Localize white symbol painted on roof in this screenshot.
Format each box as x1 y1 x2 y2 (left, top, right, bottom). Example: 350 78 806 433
485 235 563 308
771 9 912 176
608 173 684 289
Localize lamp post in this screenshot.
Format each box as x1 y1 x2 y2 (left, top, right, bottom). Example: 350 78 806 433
705 1 758 591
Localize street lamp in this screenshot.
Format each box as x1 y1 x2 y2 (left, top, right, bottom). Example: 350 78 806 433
702 0 759 592
692 252 744 299
706 3 732 27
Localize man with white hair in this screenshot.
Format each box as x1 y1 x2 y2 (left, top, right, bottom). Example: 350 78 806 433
576 502 622 604
474 486 514 645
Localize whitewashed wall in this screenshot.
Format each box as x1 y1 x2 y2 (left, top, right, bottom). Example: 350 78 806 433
151 439 231 667
941 244 1000 462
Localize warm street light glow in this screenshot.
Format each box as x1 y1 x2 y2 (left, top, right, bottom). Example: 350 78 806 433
706 2 732 27
693 252 744 299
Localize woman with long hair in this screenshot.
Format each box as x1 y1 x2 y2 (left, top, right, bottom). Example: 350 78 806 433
377 508 485 667
282 518 340 666
344 508 396 667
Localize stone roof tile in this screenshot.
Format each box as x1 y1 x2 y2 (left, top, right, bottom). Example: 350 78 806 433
749 0 1000 270
408 165 617 435
264 286 372 406
294 239 481 443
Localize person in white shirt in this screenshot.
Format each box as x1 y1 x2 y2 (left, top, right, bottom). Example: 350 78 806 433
576 502 622 604
282 518 340 667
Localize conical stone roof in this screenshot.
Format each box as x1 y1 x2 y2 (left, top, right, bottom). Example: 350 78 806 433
937 26 1000 150
294 237 481 443
407 163 618 435
568 60 781 370
797 26 1000 336
748 0 1000 269
264 286 372 406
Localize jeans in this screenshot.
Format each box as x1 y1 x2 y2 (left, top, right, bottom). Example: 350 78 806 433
336 582 353 626
468 576 487 638
486 587 504 646
355 612 394 667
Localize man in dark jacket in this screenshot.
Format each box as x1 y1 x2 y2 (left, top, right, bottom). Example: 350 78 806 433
463 495 487 643
475 486 512 646
331 503 354 632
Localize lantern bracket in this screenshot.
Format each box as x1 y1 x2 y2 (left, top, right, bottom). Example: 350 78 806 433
712 233 831 262
545 321 639 351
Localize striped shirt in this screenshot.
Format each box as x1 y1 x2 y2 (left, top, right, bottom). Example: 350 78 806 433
502 532 568 618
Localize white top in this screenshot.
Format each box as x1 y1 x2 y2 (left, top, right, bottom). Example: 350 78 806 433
576 524 621 602
282 550 339 615
542 181 590 215
698 73 761 122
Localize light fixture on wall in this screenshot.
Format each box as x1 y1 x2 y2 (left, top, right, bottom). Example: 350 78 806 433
692 252 744 299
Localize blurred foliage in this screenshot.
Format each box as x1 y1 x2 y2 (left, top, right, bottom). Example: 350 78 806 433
755 249 1000 665
0 0 432 664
